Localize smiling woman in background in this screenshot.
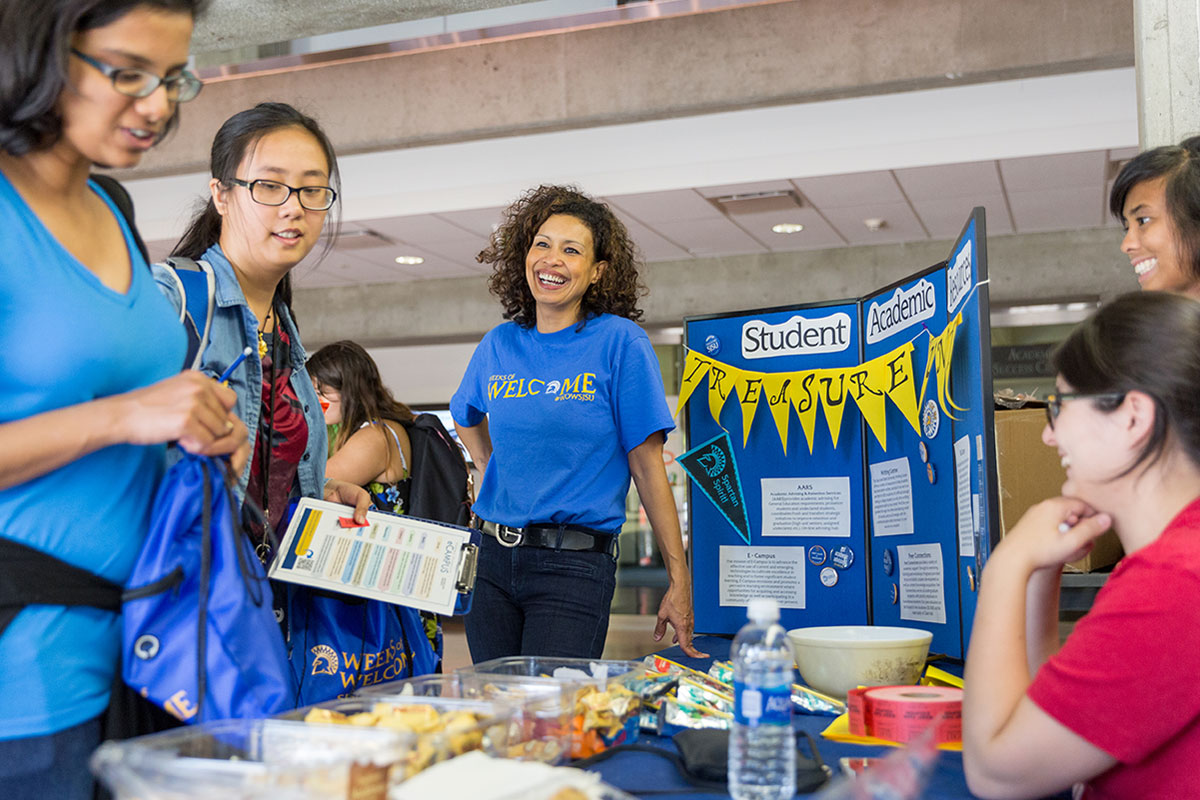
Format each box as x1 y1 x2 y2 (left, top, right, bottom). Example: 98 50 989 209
0 1 249 796
451 184 703 663
1110 136 1200 297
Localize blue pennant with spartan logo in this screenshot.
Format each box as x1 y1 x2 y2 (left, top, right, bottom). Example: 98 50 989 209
677 432 751 544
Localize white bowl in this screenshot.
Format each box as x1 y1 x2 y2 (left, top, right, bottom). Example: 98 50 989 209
786 625 933 699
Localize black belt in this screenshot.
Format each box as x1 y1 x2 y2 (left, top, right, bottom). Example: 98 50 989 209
480 520 617 556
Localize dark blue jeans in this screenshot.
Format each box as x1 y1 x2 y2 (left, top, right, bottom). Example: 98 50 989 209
465 533 618 662
0 716 99 800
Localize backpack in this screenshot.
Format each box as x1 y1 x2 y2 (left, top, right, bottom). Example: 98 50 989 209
400 413 474 527
157 256 216 371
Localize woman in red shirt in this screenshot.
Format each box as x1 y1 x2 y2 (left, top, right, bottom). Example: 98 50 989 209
964 291 1200 799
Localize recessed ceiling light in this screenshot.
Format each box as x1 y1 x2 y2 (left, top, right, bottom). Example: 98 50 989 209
771 223 804 234
395 256 424 265
863 218 887 231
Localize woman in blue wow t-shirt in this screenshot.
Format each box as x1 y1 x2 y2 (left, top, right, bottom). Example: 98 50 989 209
0 1 247 796
452 184 705 661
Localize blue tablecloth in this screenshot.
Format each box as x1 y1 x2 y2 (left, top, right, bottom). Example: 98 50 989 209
582 635 977 799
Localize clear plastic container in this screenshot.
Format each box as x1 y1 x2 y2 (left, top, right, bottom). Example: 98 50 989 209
278 692 529 779
90 718 409 800
457 656 645 758
361 673 572 764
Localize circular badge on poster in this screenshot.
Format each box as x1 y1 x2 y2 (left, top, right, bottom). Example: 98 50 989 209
927 462 937 484
882 548 895 576
918 440 929 463
808 544 827 566
704 334 721 356
922 398 940 440
832 545 855 570
890 582 899 604
819 566 838 587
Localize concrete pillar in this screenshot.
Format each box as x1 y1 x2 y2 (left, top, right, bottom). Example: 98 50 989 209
1133 0 1200 147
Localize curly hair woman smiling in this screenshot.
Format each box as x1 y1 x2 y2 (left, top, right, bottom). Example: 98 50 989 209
452 184 704 661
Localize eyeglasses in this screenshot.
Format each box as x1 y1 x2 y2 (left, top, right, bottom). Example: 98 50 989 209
1044 391 1126 429
227 178 337 211
70 49 202 103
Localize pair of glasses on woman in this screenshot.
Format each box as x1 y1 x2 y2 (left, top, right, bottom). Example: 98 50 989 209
71 49 202 103
1044 392 1126 429
227 178 338 211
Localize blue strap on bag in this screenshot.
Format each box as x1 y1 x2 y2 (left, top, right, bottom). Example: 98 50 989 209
122 453 296 721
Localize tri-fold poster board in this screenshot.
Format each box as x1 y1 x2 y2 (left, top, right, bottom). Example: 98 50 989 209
680 209 998 658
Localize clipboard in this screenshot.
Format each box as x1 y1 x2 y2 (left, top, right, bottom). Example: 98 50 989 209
268 498 480 616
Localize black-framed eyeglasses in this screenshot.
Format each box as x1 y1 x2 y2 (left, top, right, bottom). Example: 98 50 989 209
1044 392 1126 429
70 49 202 103
227 178 337 211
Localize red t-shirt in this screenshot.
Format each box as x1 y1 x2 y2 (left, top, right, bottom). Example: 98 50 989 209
1027 497 1200 799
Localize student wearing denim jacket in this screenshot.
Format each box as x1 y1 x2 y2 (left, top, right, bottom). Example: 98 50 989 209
153 102 368 556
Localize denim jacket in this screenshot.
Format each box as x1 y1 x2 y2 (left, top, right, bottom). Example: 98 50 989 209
152 244 327 508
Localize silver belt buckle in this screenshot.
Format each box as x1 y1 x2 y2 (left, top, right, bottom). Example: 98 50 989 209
495 524 524 547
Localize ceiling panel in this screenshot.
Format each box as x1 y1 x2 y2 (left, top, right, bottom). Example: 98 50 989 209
434 206 506 238
386 234 489 268
653 216 767 257
1008 186 1105 232
303 251 419 284
344 243 484 279
727 206 845 251
911 194 1013 238
363 213 483 243
792 171 906 208
614 214 693 262
999 150 1106 192
821 202 928 245
894 161 1003 200
605 189 724 223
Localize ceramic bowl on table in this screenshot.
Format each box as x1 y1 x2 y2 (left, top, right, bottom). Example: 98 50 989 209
786 625 933 699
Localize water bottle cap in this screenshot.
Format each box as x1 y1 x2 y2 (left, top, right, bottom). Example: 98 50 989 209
747 598 780 622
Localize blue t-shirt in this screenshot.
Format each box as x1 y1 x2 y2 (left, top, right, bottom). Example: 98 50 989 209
0 174 184 738
451 314 673 532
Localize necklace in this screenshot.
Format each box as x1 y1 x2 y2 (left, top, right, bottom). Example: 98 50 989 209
257 303 273 358
256 320 276 565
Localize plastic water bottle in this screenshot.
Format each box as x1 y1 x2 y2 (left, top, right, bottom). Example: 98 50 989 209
729 598 796 800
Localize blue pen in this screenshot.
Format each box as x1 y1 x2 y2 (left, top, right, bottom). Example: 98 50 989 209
218 346 254 384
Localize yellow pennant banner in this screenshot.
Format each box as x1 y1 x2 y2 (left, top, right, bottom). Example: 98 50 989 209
919 312 965 421
676 324 956 452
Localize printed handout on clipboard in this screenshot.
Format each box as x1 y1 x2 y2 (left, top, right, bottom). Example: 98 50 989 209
269 498 479 616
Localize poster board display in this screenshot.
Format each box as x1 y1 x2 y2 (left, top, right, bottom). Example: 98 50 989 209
681 208 996 657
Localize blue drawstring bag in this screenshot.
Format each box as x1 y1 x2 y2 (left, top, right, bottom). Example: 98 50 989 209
287 589 438 703
122 453 296 722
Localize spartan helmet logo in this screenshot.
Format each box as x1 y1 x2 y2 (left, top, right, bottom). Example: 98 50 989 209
310 645 338 676
545 380 561 395
697 445 726 478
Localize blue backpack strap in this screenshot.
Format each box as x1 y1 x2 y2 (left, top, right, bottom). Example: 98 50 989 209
164 257 216 371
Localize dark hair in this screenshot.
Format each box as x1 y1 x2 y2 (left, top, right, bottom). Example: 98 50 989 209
308 340 415 456
171 101 341 317
479 184 646 328
0 0 208 156
1052 291 1200 476
1109 136 1200 283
